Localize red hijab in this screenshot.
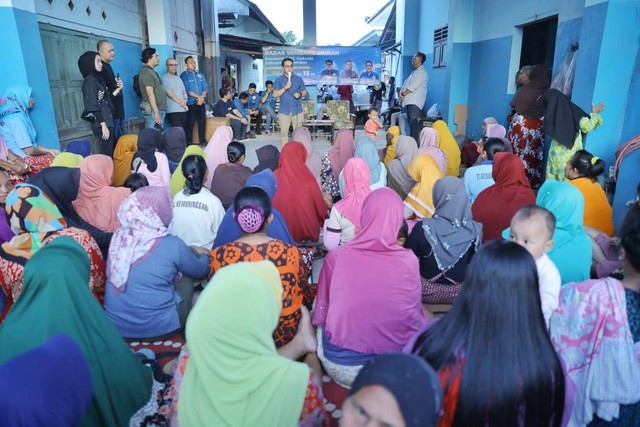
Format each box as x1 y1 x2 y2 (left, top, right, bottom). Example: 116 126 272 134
273 142 328 243
471 152 536 242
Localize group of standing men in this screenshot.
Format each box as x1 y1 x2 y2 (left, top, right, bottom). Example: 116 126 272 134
90 40 429 152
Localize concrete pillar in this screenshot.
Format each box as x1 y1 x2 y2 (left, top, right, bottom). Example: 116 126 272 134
0 0 59 148
573 0 640 167
396 0 420 85
302 0 317 46
444 0 474 129
144 0 174 77
201 0 221 97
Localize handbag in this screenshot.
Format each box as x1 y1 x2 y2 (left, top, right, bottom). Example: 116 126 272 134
140 100 152 116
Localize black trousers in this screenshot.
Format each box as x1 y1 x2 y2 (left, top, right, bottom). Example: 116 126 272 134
166 111 187 129
185 103 206 144
93 126 114 157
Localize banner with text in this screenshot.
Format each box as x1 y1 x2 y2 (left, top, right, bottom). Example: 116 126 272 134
263 46 382 86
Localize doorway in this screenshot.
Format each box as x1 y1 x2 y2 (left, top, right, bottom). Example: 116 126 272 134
225 58 240 97
520 16 558 69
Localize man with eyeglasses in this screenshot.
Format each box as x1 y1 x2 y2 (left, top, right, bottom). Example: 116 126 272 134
97 39 125 141
162 58 188 130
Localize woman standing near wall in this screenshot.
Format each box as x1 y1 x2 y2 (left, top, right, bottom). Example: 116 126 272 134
507 64 551 189
78 51 117 157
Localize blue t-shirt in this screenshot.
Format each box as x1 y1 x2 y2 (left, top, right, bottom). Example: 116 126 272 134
247 92 260 110
260 91 277 110
273 73 306 115
233 99 249 116
465 161 494 204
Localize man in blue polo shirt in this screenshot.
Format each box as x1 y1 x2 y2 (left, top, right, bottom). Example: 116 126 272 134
273 57 307 145
180 56 209 145
246 83 263 136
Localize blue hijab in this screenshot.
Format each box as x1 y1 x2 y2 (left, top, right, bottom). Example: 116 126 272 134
0 87 36 144
0 333 93 426
340 136 382 195
66 140 92 157
536 180 591 284
213 169 295 248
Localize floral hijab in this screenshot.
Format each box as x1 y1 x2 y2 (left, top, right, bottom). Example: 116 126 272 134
107 186 172 293
0 184 65 264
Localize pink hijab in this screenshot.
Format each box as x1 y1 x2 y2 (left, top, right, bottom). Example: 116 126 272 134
72 155 131 232
333 158 370 231
486 123 513 153
204 126 233 189
292 126 322 182
328 129 355 180
313 188 425 354
418 127 446 174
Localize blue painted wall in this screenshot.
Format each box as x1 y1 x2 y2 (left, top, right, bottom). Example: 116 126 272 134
620 47 640 144
466 37 512 139
109 38 144 121
552 17 583 72
425 55 446 117
0 7 59 149
571 2 608 114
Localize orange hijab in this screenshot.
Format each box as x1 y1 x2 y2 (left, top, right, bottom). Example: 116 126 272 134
72 155 131 232
569 177 614 236
112 135 138 186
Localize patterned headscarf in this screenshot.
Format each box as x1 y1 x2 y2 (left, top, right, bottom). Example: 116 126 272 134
0 184 65 263
420 177 482 270
107 186 172 293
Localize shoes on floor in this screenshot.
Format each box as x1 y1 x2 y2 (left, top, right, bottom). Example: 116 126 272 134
265 130 271 135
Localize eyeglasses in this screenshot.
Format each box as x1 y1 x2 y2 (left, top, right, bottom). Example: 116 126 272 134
168 63 178 66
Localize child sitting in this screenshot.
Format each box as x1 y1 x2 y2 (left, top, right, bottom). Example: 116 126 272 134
508 205 560 328
364 107 382 140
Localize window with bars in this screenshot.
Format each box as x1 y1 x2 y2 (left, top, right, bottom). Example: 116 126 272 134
433 25 448 68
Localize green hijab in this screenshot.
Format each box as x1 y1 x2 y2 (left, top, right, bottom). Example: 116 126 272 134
170 145 207 196
178 261 309 426
0 237 152 427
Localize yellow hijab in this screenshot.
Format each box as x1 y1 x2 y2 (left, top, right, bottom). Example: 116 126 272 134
169 145 207 196
178 261 309 427
384 126 401 166
432 120 461 177
51 152 83 167
112 135 138 187
404 154 444 218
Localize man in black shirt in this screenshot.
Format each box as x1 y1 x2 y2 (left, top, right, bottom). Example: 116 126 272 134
97 40 125 143
213 88 248 140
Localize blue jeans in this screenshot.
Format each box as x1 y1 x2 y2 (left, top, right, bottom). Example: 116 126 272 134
113 117 126 142
145 109 166 130
261 104 279 130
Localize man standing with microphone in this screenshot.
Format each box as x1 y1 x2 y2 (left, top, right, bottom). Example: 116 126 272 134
273 57 307 145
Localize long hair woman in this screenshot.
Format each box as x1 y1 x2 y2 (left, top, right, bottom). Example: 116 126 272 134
411 240 565 427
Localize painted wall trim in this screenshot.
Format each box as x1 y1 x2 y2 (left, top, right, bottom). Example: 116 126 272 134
0 0 35 13
36 16 142 43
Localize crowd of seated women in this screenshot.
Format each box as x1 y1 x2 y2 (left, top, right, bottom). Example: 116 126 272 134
0 83 638 427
